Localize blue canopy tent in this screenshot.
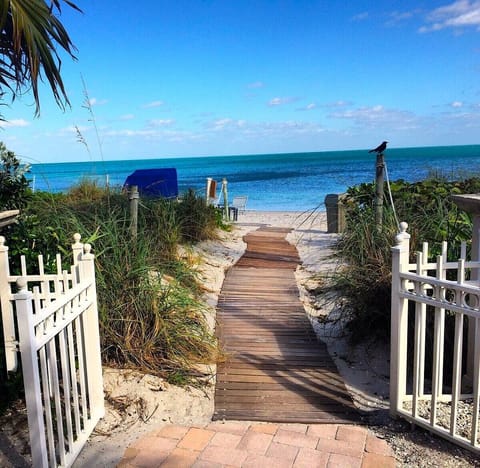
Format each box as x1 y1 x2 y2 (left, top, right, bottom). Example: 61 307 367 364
123 168 178 198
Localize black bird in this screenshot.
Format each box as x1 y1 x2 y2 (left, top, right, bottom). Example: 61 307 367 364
369 141 388 154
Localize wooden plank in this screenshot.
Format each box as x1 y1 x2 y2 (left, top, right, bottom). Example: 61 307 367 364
213 226 358 424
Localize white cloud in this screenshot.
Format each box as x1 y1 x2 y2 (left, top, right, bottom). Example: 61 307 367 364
351 12 369 22
420 0 480 32
88 98 107 106
248 81 264 89
330 105 418 129
119 114 135 121
1 119 30 128
267 97 296 107
451 101 464 107
296 103 317 111
143 100 164 108
148 119 175 127
324 100 352 108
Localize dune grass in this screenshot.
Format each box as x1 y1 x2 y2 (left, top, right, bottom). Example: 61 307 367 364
1 182 224 389
332 176 480 343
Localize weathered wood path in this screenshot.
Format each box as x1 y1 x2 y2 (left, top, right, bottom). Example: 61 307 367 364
213 226 359 423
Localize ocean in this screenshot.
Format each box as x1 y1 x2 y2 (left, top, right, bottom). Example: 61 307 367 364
27 145 480 211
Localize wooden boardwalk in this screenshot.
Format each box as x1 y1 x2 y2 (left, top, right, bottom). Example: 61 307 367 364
213 226 359 423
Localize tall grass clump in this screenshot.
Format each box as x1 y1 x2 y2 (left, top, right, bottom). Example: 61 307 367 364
334 176 480 343
2 180 223 383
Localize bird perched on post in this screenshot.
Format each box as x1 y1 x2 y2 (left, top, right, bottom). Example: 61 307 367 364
369 141 388 154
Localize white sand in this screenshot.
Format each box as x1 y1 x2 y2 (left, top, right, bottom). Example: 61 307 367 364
73 210 389 467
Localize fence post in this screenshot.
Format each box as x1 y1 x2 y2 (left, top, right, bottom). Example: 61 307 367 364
129 185 139 239
206 178 212 205
390 221 410 416
222 178 229 220
0 236 16 372
71 233 83 287
79 244 105 420
15 277 49 468
375 153 385 230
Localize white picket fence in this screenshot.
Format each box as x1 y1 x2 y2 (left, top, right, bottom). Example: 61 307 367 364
390 222 480 454
0 234 104 467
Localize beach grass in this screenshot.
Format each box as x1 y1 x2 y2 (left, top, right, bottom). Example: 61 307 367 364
0 180 223 394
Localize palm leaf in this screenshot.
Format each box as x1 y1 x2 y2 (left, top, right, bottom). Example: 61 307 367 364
0 0 81 114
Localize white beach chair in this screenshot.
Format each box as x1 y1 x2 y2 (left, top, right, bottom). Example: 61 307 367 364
231 196 248 214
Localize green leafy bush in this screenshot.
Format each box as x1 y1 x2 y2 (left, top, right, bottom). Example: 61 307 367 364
334 176 480 342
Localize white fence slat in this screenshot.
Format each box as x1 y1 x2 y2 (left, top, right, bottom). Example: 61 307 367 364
39 346 56 467
15 279 49 468
450 313 464 436
48 338 66 467
75 314 89 428
471 317 480 445
59 326 75 453
67 322 82 436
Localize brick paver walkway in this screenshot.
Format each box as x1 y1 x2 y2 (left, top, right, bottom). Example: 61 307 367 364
118 421 396 467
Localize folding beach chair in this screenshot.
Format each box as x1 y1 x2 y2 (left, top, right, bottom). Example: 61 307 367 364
231 196 248 214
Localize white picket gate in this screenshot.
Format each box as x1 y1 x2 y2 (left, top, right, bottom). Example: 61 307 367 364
390 222 480 454
0 234 104 467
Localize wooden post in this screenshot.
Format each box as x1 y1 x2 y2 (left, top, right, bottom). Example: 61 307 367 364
375 153 385 230
206 178 212 205
222 178 229 220
129 185 139 238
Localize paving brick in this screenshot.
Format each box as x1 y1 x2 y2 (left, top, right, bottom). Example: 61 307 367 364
161 447 199 467
274 429 318 449
279 423 308 434
265 441 299 463
307 424 338 440
364 434 394 457
191 460 223 468
209 431 243 448
250 423 279 435
317 438 364 459
335 426 367 446
178 428 215 451
155 425 190 440
121 447 139 462
327 453 362 468
130 447 169 467
243 453 293 468
293 447 329 468
205 421 250 435
361 452 396 468
133 435 178 452
199 445 248 467
237 430 274 455
116 460 136 468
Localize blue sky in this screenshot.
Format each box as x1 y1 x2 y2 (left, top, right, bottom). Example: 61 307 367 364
3 0 480 163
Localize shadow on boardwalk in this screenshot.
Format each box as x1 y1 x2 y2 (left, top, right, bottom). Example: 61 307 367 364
214 226 359 423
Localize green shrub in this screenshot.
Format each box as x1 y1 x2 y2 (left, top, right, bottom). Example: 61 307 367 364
334 176 479 342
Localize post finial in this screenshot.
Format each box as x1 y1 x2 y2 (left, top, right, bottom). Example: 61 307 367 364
16 277 27 292
73 233 81 244
84 243 92 254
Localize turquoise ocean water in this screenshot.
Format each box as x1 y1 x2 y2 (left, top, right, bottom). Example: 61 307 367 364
28 145 480 211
